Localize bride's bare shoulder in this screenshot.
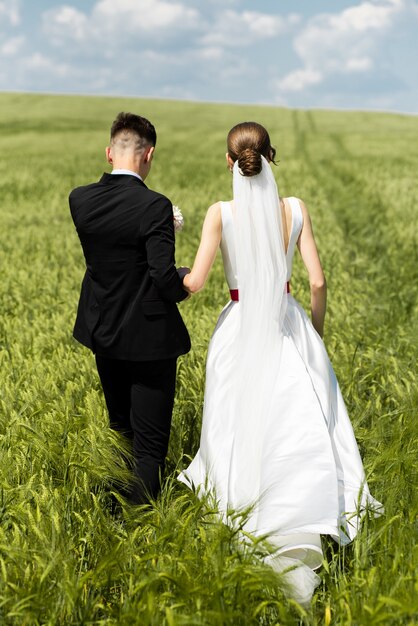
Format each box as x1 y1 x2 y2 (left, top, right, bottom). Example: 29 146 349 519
202 202 223 232
206 199 234 218
206 201 222 218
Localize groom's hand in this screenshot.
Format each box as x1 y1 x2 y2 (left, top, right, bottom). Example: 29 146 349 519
177 267 192 299
177 266 191 280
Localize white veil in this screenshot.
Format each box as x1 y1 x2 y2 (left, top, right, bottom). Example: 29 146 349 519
228 155 288 516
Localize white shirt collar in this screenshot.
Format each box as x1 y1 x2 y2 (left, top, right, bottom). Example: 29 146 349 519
111 169 142 181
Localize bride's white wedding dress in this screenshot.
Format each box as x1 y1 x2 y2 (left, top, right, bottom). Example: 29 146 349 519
179 170 381 605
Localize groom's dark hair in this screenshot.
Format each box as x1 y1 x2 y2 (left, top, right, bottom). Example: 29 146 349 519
110 112 157 148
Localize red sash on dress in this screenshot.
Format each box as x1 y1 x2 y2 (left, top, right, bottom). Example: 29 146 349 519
230 282 290 301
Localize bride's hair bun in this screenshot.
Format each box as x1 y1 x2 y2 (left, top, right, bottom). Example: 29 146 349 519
227 122 276 177
238 147 262 177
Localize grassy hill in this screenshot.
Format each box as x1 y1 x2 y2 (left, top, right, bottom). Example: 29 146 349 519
0 92 417 625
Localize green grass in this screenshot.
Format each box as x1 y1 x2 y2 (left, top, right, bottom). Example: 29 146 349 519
0 92 417 625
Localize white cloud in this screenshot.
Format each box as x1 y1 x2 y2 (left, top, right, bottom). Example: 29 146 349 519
25 52 72 78
198 46 223 61
0 0 20 26
288 13 302 26
327 0 403 31
94 0 198 31
242 11 285 37
39 1 296 98
0 35 24 56
345 57 373 71
44 6 87 43
277 0 405 93
278 68 323 93
43 0 199 46
201 9 293 47
294 0 403 71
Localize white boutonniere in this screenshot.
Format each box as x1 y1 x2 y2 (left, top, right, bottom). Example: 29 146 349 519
173 205 184 232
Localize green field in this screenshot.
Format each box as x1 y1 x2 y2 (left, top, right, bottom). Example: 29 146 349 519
0 92 417 625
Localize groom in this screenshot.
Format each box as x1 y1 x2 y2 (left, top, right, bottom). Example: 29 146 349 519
69 112 191 504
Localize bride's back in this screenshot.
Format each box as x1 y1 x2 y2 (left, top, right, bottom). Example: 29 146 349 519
220 196 303 290
228 197 295 253
281 198 294 254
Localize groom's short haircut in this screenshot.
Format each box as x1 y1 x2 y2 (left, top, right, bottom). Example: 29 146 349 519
110 112 157 153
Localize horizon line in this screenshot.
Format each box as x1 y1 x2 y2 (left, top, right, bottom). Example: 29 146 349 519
0 88 417 118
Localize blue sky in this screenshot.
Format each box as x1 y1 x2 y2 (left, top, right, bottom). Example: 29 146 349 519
0 0 417 113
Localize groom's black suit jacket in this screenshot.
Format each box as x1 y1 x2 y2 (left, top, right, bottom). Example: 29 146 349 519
69 173 191 361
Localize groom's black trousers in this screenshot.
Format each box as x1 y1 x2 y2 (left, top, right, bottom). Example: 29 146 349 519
95 355 177 505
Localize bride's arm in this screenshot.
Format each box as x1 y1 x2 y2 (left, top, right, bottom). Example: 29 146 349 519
296 199 327 337
183 202 222 294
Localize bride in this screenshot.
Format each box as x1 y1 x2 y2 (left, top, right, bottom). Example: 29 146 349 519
178 121 381 606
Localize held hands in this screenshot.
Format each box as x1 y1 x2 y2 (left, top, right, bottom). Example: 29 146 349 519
177 266 191 280
177 267 192 298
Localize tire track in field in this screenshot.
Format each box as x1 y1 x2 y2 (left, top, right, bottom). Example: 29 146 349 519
291 110 416 329
291 109 307 157
305 110 317 134
322 138 417 326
